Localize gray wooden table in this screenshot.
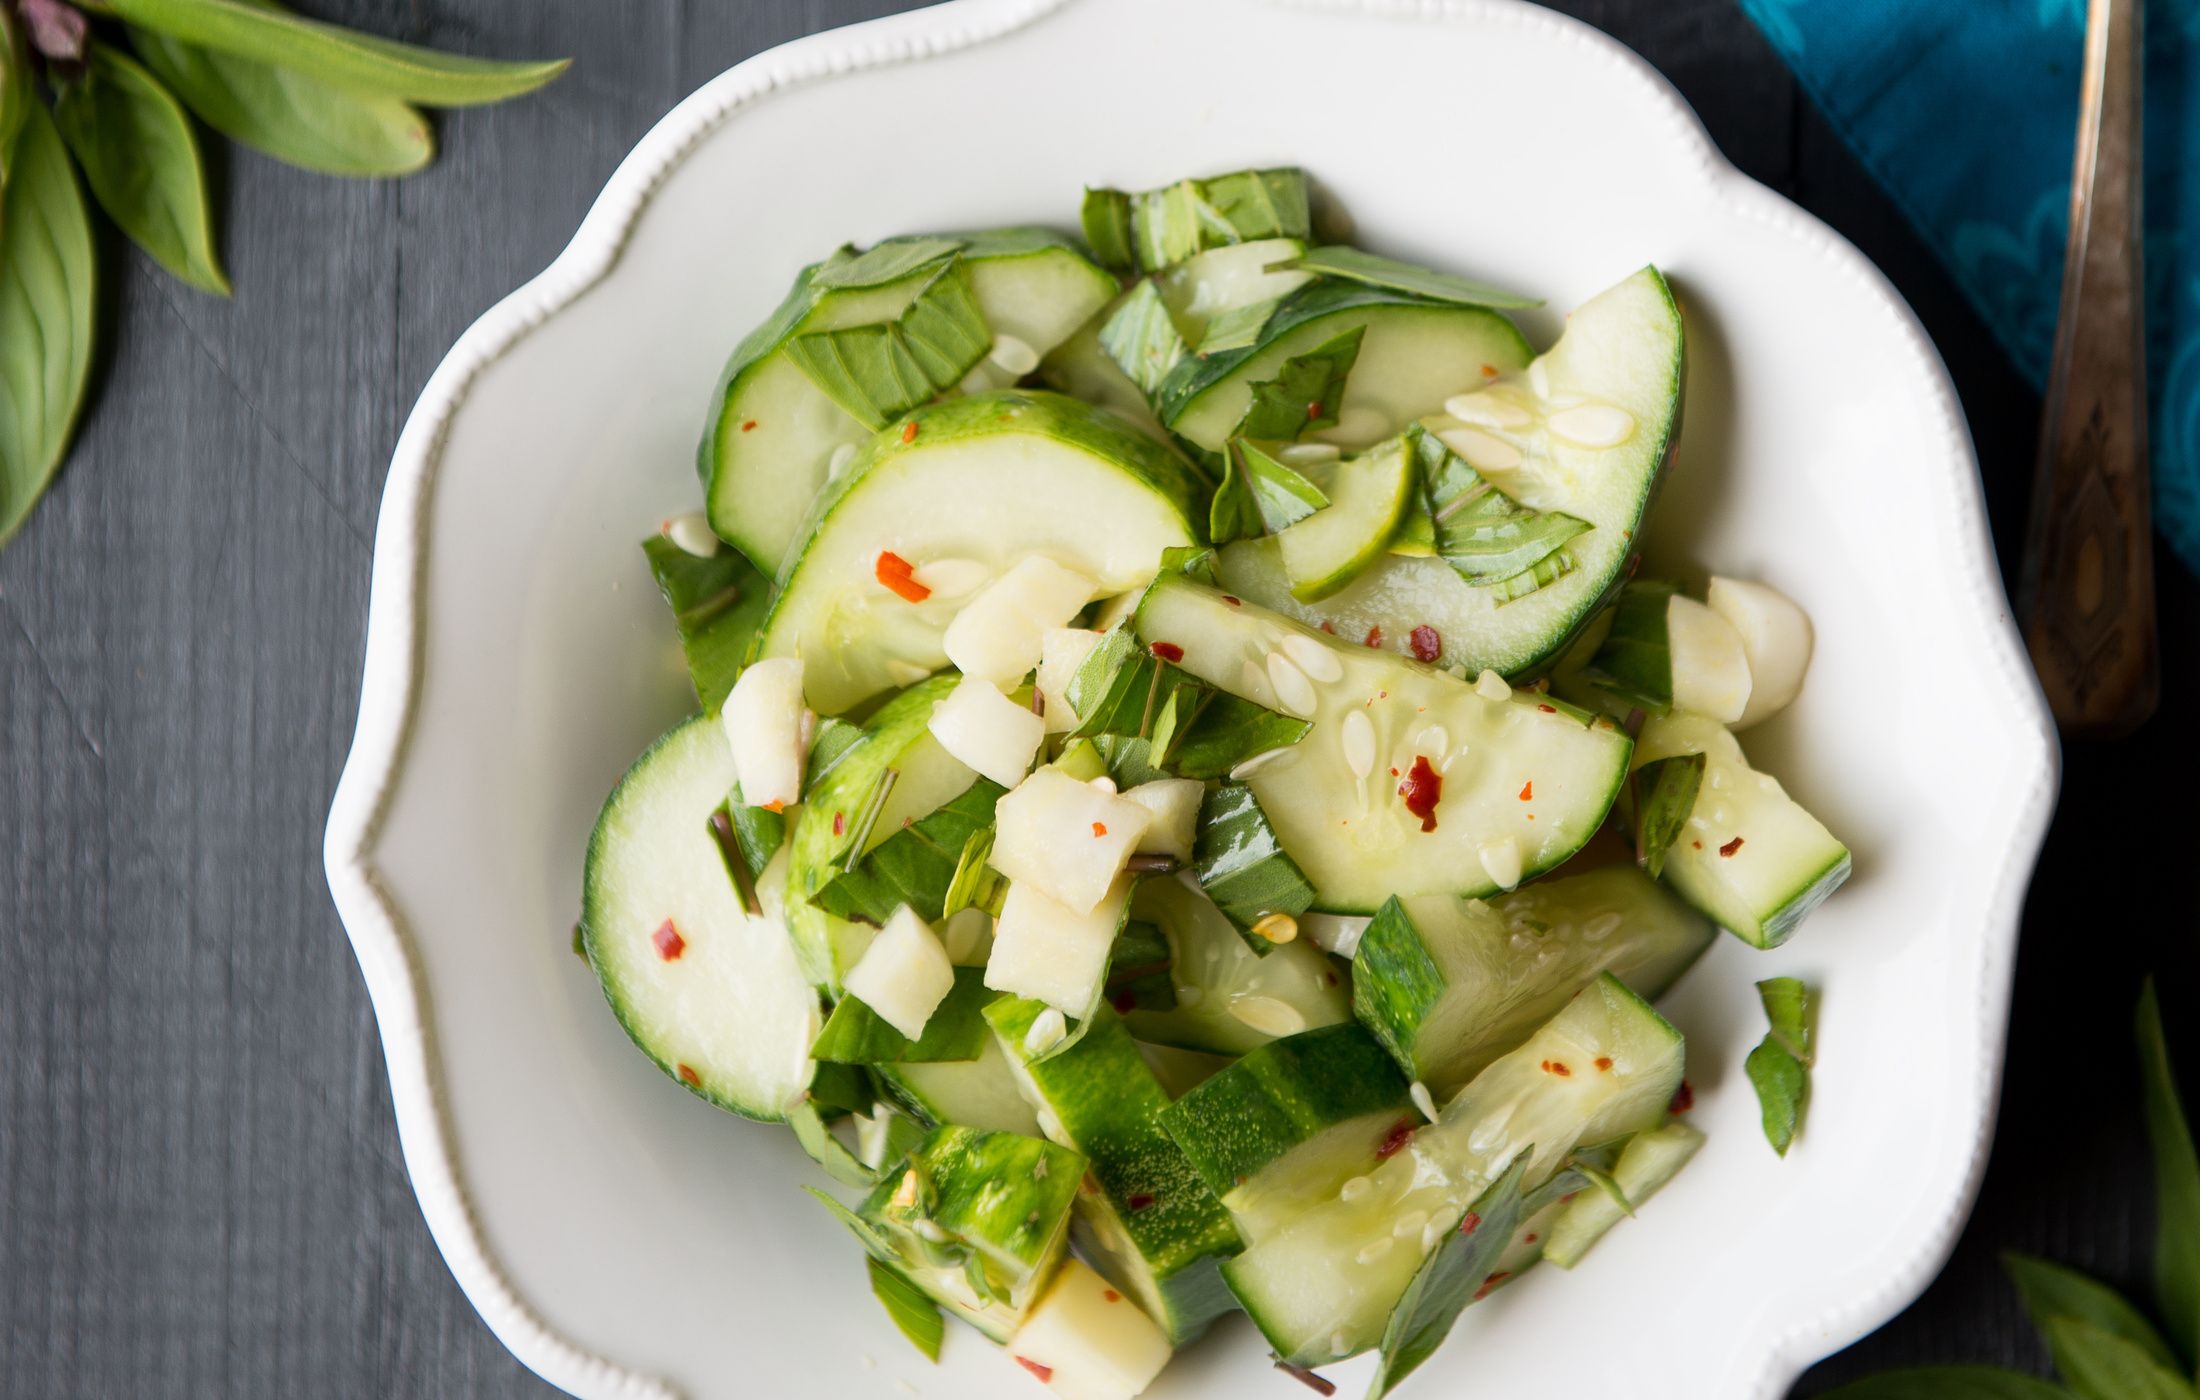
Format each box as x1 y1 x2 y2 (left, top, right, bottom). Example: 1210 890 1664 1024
5 2 2196 1395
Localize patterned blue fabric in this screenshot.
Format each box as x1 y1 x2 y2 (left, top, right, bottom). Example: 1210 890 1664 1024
1737 0 2200 574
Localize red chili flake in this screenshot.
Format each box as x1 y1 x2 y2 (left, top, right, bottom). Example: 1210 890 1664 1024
1306 400 1323 420
874 550 930 602
1540 1059 1572 1077
1015 1357 1054 1382
1720 836 1746 857
1560 1191 1579 1205
1595 1056 1614 1072
1092 821 1108 838
1389 767 1399 777
1319 620 1336 635
1670 1080 1696 1114
1397 756 1442 832
831 811 846 837
1473 1271 1512 1301
1110 988 1138 1014
1479 363 1499 379
677 1063 701 1087
1518 780 1534 802
1409 625 1442 663
1524 1233 1539 1244
1126 1193 1157 1212
652 920 686 962
762 798 786 814
900 421 919 444
1537 703 1557 714
1691 839 1704 850
740 419 758 432
1324 970 1340 987
1222 595 1242 607
1458 1211 1482 1235
1375 1118 1418 1160
1148 640 1185 663
1365 625 1383 648
1103 1289 1122 1303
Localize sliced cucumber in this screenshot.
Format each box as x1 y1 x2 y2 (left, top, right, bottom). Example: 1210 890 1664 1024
1581 580 1753 723
1272 434 1415 602
1352 865 1714 1094
1037 294 1173 442
1121 875 1350 1055
1133 575 1633 912
989 999 1241 1344
1214 266 1684 679
758 390 1205 715
1542 1119 1705 1269
703 232 1116 572
879 1036 1042 1136
1632 712 1850 948
1159 237 1312 346
1220 974 1684 1363
580 716 819 1121
1158 283 1532 455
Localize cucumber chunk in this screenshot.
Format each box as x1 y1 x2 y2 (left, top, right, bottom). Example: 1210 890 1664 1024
1273 434 1416 601
1038 295 1173 443
1121 875 1350 1055
1219 975 1683 1363
1133 574 1634 911
580 716 819 1121
1215 266 1684 679
1581 580 1754 723
1633 712 1850 948
1542 1119 1705 1268
990 1000 1241 1343
703 232 1115 572
879 1037 1042 1137
758 391 1205 716
1158 283 1533 455
1352 865 1714 1095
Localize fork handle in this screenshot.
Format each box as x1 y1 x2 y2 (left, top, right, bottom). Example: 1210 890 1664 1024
2019 0 2158 738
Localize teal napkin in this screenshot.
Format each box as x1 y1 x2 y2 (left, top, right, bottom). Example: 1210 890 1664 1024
1737 0 2199 574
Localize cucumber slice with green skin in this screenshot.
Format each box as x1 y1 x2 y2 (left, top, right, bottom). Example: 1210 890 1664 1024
1580 580 1754 723
757 390 1206 716
856 1124 1086 1342
1214 266 1684 679
878 1036 1042 1136
1157 282 1533 455
580 716 818 1121
1542 1119 1705 1268
988 999 1242 1344
703 232 1116 573
1158 237 1312 345
1220 974 1685 1363
1273 434 1416 601
1632 712 1851 948
1121 875 1350 1055
1037 293 1175 443
1351 865 1714 1095
1159 1023 1412 1207
1133 574 1634 912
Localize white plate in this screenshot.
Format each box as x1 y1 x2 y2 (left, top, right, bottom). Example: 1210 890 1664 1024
324 1 2059 1396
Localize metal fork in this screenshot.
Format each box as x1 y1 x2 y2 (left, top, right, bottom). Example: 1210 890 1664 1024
2018 0 2158 738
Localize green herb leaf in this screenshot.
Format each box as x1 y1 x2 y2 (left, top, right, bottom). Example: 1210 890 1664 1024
2003 1253 2180 1374
815 779 1005 925
1195 295 1282 354
1232 438 1331 532
808 236 961 291
99 0 568 107
0 11 31 177
1746 1038 1807 1156
2041 1316 2200 1400
1580 580 1679 714
1271 244 1541 310
1078 188 1133 273
808 1060 878 1119
1167 693 1310 780
1097 278 1187 397
0 103 98 548
1757 977 1814 1067
866 1256 945 1362
1196 168 1311 247
640 534 770 711
1119 170 1310 274
805 717 867 797
1193 781 1315 951
1238 324 1363 442
2138 978 2200 1366
788 258 992 430
1064 625 1204 741
789 1099 879 1188
127 0 432 177
812 966 997 1065
1411 424 1587 592
941 827 1006 920
54 43 228 292
1814 1369 2078 1400
1632 752 1705 879
1367 1152 1530 1400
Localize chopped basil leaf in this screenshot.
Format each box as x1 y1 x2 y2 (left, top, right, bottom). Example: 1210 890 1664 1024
1098 279 1188 396
1239 325 1363 442
812 966 997 1065
787 258 992 429
1193 782 1316 953
1581 580 1679 714
866 1256 945 1363
1272 244 1541 310
1633 751 1706 879
814 779 1005 924
1233 438 1331 532
1411 425 1588 595
789 1099 879 1188
1367 1153 1531 1400
640 534 770 711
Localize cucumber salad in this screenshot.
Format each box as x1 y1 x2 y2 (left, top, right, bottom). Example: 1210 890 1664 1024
583 166 1850 1398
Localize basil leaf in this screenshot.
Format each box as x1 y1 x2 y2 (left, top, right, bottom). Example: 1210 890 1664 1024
789 1099 879 1188
1193 782 1315 951
99 0 567 107
1581 580 1679 714
1631 752 1704 879
1078 186 1133 274
0 104 97 548
809 235 961 291
1757 977 1815 1066
1093 734 1169 788
2041 1316 2200 1400
787 258 991 429
0 12 31 177
815 779 1005 925
1065 625 1204 740
640 534 768 711
127 0 433 178
1168 693 1311 781
1097 279 1186 396
1238 324 1362 442
805 717 866 796
1745 1038 1806 1156
1208 458 1265 544
812 966 996 1065
2138 979 2200 1365
1815 1369 2077 1400
1232 438 1330 532
1109 918 1171 977
723 787 785 878
1412 424 1588 591
808 1060 877 1119
1272 245 1541 310
1195 295 1281 354
1093 168 1310 274
55 42 227 293
1196 168 1310 247
2003 1253 2180 1374
866 1257 944 1363
1367 1152 1530 1399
